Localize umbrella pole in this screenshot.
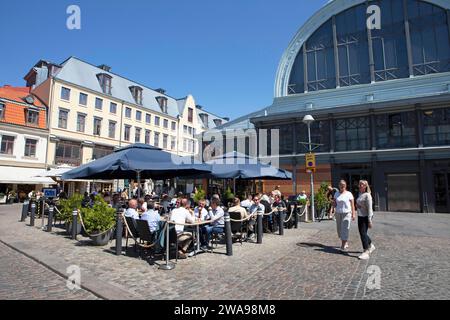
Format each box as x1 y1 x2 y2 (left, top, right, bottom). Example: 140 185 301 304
136 170 141 199
233 178 236 195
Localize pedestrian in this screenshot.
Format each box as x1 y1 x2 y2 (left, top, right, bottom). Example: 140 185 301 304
326 185 339 220
333 180 356 252
356 180 376 260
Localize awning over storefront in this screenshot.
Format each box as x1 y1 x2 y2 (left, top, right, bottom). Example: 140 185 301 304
0 166 55 185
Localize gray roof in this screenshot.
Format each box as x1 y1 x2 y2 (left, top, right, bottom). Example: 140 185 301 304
196 107 229 129
54 57 180 118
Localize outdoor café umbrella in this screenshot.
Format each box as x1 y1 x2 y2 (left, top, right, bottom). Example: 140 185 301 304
61 144 212 196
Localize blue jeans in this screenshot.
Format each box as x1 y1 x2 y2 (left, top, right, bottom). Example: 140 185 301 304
201 225 224 246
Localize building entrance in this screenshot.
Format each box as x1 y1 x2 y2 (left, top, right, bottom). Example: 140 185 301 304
434 172 450 213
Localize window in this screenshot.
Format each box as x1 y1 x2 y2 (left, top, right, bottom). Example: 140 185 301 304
79 93 88 106
295 120 330 153
60 87 70 100
95 98 103 110
97 73 112 94
423 107 450 146
136 110 142 121
0 135 14 155
183 139 187 152
188 127 193 136
183 125 188 134
124 125 131 141
163 134 168 149
188 108 193 122
135 127 141 143
93 145 113 160
55 141 81 166
58 109 68 129
146 113 151 124
154 132 160 147
145 130 151 145
26 110 39 125
171 136 176 150
163 119 168 128
76 113 86 132
129 86 143 105
108 121 116 139
110 102 117 114
335 117 370 151
213 119 222 127
24 139 37 157
376 112 417 149
0 103 4 119
155 116 160 126
125 107 132 118
171 121 176 131
409 0 450 76
93 118 102 136
156 96 168 113
269 125 294 155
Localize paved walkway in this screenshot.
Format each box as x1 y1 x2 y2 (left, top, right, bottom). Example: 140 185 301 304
0 204 449 300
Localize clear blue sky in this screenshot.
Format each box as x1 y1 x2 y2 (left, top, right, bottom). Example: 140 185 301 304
0 0 328 120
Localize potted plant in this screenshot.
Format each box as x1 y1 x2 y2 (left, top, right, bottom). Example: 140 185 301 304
80 195 116 246
59 194 83 235
315 182 331 218
193 187 206 205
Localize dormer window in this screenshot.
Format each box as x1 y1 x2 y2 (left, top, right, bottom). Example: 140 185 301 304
0 103 5 120
25 107 39 125
130 86 143 105
199 113 209 128
156 96 168 114
213 119 222 127
97 73 112 95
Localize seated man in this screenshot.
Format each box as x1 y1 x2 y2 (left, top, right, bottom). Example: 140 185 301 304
200 198 225 251
240 195 253 210
247 195 265 240
140 201 160 233
169 198 195 259
124 199 139 219
194 199 208 221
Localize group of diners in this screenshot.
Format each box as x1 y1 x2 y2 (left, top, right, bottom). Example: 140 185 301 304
123 189 290 259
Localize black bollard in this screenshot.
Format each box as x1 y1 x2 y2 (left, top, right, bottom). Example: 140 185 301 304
47 205 54 232
72 209 78 240
279 208 285 236
224 212 233 256
293 204 299 229
257 210 263 244
30 202 36 226
115 209 123 256
20 200 29 222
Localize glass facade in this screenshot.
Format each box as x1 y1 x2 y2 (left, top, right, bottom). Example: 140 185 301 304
376 111 417 149
296 120 330 153
423 107 450 146
335 117 370 151
288 0 450 94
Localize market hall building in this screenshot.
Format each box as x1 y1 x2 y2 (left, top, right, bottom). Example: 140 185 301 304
212 0 450 213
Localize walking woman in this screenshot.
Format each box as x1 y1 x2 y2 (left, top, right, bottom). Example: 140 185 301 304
356 180 376 260
333 180 356 252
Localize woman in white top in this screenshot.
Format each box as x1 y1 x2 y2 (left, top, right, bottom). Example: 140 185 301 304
333 180 356 252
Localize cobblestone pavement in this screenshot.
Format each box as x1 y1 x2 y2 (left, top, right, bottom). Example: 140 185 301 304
0 204 449 300
0 241 99 300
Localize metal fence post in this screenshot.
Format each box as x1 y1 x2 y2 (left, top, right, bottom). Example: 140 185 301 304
21 200 29 222
279 208 285 236
30 201 36 226
47 205 54 232
257 210 263 244
159 222 175 270
115 208 123 256
293 204 299 229
224 212 233 256
72 209 78 240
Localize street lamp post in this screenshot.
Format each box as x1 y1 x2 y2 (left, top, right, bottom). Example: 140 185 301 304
303 115 315 222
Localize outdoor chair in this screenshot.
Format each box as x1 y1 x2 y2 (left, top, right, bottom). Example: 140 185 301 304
228 211 247 244
125 216 140 254
135 219 156 259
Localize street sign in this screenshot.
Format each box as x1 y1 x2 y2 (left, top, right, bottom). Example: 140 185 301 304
305 153 316 172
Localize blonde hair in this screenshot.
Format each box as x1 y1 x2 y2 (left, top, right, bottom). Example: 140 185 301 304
359 180 371 194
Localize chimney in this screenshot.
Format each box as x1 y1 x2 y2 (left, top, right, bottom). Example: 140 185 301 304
3 84 11 88
155 88 166 94
98 64 111 72
223 117 230 121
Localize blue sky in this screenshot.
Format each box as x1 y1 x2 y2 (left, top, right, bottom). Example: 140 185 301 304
0 0 328 120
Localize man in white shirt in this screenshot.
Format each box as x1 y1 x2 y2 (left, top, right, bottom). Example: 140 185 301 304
124 199 139 219
240 195 253 210
140 201 160 233
194 199 208 221
200 198 225 250
170 198 194 259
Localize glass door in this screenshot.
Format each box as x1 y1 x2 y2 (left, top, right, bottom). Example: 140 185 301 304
434 173 450 213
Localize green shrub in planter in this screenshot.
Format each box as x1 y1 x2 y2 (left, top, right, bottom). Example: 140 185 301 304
193 187 206 205
224 187 234 201
58 194 83 223
315 182 330 212
80 196 116 235
297 198 307 206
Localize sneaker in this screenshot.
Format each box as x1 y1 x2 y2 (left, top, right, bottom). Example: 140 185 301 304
358 251 370 260
187 251 196 257
340 247 348 253
178 251 187 259
369 244 376 254
200 245 208 251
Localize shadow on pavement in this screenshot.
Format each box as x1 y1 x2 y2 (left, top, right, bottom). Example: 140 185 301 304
296 242 360 257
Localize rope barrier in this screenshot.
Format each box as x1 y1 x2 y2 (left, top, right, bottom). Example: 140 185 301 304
297 205 307 217
284 206 295 223
228 212 257 223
